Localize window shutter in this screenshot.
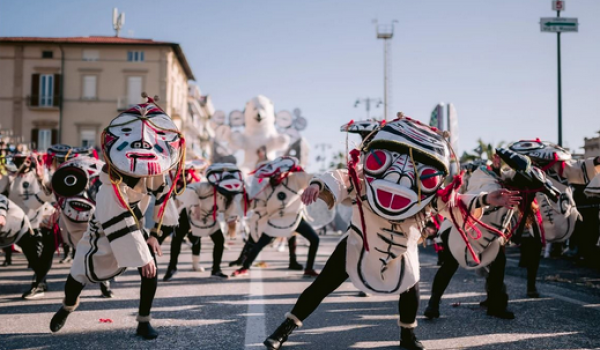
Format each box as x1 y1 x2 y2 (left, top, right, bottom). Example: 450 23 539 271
31 128 39 150
51 129 58 145
30 74 40 106
53 74 61 107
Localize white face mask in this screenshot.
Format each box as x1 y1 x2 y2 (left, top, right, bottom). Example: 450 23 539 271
363 149 444 221
103 111 181 177
252 156 299 179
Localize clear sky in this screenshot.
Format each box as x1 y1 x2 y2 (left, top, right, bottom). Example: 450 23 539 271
2 0 599 172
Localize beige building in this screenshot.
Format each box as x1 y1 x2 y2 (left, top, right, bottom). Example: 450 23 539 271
0 36 195 151
583 131 600 158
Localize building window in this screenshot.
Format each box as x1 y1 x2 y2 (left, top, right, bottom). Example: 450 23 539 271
39 74 54 106
37 129 52 151
127 51 145 62
82 50 99 61
42 50 53 59
81 130 96 148
82 75 97 99
127 76 143 107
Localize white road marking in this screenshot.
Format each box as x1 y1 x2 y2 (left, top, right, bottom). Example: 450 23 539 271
244 266 267 349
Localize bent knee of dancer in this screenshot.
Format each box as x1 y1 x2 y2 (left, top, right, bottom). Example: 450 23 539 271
285 312 303 327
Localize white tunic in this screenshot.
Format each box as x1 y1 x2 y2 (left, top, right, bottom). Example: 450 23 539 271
0 194 33 248
247 172 312 241
0 172 55 230
70 172 179 284
177 182 242 237
316 169 484 296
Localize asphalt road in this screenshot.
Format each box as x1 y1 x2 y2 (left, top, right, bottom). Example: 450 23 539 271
1 234 600 350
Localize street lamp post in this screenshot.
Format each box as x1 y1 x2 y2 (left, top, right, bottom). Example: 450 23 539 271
374 20 397 121
354 97 382 119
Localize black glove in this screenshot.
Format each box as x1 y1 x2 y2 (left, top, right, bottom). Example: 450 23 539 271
496 148 559 201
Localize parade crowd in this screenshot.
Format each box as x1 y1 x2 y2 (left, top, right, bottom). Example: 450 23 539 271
1 94 599 350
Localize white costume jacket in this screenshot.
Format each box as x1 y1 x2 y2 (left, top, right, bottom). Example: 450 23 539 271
178 182 242 238
0 194 33 248
70 172 178 284
315 169 487 296
248 172 312 241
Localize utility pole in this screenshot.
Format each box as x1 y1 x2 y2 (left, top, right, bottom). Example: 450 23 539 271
540 1 578 146
374 20 397 121
354 97 382 119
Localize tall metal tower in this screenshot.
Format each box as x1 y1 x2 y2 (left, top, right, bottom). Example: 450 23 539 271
374 20 397 121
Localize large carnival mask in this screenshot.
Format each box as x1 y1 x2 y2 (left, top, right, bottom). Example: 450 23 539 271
508 139 571 166
47 144 93 172
244 95 275 129
52 156 103 223
206 163 244 196
340 119 382 140
252 156 301 179
362 118 450 221
102 98 182 177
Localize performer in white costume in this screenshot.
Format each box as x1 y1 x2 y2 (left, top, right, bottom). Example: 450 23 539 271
0 152 55 299
177 163 245 279
51 155 114 298
162 159 208 281
508 140 598 297
50 95 183 339
231 156 320 277
263 116 521 350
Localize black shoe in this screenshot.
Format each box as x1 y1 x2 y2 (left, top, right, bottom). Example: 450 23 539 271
357 291 371 297
2 259 11 266
229 259 242 267
22 284 44 300
400 327 426 350
487 308 515 320
479 298 489 308
264 318 298 350
424 304 439 320
288 261 303 270
136 322 159 340
50 307 71 332
100 282 114 298
211 271 229 279
163 267 178 281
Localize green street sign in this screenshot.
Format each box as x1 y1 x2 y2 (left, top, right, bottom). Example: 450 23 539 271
540 17 579 32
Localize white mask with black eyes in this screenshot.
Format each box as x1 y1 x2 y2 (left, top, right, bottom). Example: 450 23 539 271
362 149 444 221
206 163 245 196
103 108 181 177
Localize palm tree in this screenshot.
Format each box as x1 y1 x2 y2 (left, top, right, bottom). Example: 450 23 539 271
460 138 506 162
329 151 346 170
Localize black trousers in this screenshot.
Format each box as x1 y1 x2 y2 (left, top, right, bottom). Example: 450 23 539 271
243 218 319 270
197 230 225 273
519 236 542 292
290 237 420 326
429 229 508 310
64 245 157 317
162 210 201 270
16 228 55 285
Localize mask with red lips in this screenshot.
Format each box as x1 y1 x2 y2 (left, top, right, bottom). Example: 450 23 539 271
362 118 450 221
206 163 245 196
252 156 302 180
53 156 103 223
102 98 182 178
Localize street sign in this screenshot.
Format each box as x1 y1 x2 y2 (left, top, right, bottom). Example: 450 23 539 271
552 0 565 12
540 17 578 33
